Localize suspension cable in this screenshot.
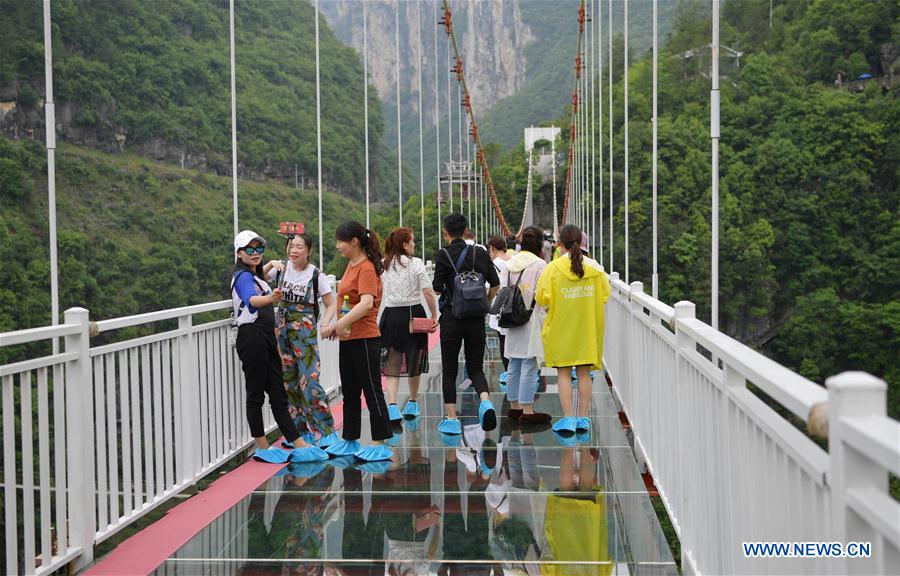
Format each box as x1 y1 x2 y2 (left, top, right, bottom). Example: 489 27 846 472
315 0 324 266
396 0 403 225
417 0 425 258
608 0 613 273
598 0 604 268
559 0 586 231
434 0 442 248
624 0 629 284
363 1 370 228
441 0 511 236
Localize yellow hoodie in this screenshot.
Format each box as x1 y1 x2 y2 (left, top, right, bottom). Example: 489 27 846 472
535 253 611 368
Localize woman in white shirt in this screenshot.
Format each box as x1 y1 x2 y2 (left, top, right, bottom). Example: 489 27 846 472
267 232 340 448
487 235 511 383
502 226 550 425
380 227 439 423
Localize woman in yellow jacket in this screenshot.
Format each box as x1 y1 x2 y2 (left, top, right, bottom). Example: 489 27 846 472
535 224 610 436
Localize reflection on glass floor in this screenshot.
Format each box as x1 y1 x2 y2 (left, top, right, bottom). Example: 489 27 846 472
155 349 676 575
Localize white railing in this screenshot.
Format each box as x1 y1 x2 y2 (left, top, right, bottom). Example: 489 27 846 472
1 297 342 575
603 272 899 575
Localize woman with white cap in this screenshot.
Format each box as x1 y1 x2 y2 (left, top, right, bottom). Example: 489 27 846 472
231 230 328 464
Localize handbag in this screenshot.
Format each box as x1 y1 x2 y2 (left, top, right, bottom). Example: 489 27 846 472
409 317 434 333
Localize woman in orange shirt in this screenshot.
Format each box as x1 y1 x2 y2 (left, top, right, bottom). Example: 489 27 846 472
320 221 393 462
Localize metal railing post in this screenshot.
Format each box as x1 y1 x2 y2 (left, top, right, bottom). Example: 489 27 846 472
63 307 96 569
827 371 887 576
673 300 697 574
177 315 199 483
628 281 644 462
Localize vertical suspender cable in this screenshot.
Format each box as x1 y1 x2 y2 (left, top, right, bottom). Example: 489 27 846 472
467 116 472 229
597 0 604 268
652 0 659 297
552 130 558 239
712 0 720 330
624 0 629 284
364 1 371 228
457 84 463 210
43 0 59 342
315 0 324 266
590 3 596 253
417 0 425 257
608 0 613 273
396 0 403 225
447 41 453 213
435 1 442 246
230 0 239 237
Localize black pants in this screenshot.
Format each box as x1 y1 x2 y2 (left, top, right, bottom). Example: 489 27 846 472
339 338 391 442
236 323 300 443
439 315 489 404
498 332 509 371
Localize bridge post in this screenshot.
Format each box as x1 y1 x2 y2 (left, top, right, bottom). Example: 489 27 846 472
826 371 887 576
673 300 698 575
628 281 645 469
177 315 200 484
63 307 97 569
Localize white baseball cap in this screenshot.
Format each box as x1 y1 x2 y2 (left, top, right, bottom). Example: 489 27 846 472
234 230 266 254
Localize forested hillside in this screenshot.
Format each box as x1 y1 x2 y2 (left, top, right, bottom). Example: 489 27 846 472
0 0 391 197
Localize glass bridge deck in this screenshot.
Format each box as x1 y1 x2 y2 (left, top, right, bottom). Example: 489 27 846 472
152 346 676 575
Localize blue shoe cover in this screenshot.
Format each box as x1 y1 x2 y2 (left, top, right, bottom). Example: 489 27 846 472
405 417 420 432
289 446 329 463
317 432 341 448
328 455 356 469
439 432 462 447
499 382 508 393
324 439 361 457
301 432 317 444
388 404 402 422
253 447 291 464
576 430 591 444
575 417 591 432
401 400 421 418
553 430 578 447
499 371 509 384
284 461 328 478
479 400 497 431
552 416 577 434
438 418 462 435
356 460 392 475
386 432 402 447
353 444 394 462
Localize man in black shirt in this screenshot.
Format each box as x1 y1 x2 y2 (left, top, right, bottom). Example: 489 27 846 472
433 213 501 434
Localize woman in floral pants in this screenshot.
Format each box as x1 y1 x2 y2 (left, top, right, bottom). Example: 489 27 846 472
269 232 341 448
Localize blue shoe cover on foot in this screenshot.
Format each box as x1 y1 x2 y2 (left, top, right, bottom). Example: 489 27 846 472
328 455 356 469
499 371 509 384
479 400 497 431
576 417 591 432
439 432 462 447
386 432 402 447
324 439 361 457
388 404 402 422
357 460 392 474
317 432 341 448
438 418 462 435
499 382 508 393
290 446 329 463
401 400 420 418
576 430 591 444
553 430 578 447
405 417 420 432
552 416 577 434
253 447 291 464
353 444 393 462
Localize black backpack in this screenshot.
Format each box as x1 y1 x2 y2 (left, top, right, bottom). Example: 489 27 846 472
490 265 535 328
442 246 489 320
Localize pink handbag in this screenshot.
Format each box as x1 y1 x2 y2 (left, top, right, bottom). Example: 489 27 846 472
409 317 434 333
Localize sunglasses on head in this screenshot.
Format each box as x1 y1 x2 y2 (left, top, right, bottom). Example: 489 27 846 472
243 246 266 255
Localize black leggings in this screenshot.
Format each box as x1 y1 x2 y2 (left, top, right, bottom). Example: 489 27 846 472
339 337 391 442
236 323 300 443
498 332 509 371
439 315 490 404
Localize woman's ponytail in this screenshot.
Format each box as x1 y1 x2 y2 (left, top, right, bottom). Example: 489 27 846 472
559 224 585 278
364 228 384 275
